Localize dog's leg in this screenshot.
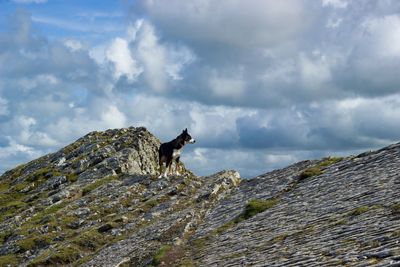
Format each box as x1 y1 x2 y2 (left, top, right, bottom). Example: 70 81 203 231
158 155 166 179
164 158 172 178
175 156 181 176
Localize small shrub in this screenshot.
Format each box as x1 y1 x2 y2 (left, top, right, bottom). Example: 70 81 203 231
235 198 279 222
299 167 323 180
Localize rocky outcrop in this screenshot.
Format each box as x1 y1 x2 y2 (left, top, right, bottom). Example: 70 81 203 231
0 127 399 267
188 144 400 267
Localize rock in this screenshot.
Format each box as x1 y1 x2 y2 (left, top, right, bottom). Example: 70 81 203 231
74 208 91 218
0 128 399 267
364 250 393 259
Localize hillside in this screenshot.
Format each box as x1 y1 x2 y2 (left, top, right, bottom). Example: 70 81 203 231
0 127 399 266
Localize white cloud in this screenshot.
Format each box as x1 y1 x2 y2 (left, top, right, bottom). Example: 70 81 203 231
124 19 195 91
64 39 84 52
106 38 142 82
3 2 400 178
361 15 400 58
141 0 310 48
299 52 332 91
0 139 38 160
134 21 168 92
321 0 348 9
100 105 127 128
18 74 59 91
209 74 246 100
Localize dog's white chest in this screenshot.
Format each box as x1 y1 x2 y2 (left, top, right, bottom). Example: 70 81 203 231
172 149 181 159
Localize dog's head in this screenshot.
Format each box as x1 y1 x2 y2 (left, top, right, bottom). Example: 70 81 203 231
180 128 196 144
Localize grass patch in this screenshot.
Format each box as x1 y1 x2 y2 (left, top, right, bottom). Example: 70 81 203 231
270 233 289 243
72 230 108 251
17 235 52 252
0 181 10 192
0 255 18 266
235 198 279 223
215 221 236 235
299 167 323 180
27 202 67 225
0 194 26 222
298 157 343 181
82 175 119 196
151 245 186 266
318 157 343 167
214 198 280 235
151 245 172 266
348 206 370 217
191 236 211 251
142 199 159 211
27 167 52 182
390 203 400 215
66 173 78 183
330 218 347 226
12 182 32 192
0 230 13 244
28 246 81 266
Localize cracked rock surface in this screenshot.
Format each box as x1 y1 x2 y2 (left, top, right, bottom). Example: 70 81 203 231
0 127 399 267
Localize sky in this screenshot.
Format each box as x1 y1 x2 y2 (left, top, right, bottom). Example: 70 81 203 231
1 0 400 178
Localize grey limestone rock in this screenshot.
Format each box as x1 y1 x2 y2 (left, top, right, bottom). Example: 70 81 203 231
0 127 399 267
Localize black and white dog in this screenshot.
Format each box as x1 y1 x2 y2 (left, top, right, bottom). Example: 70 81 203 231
158 128 196 178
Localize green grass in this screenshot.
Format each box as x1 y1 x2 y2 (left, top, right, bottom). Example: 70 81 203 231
82 175 119 196
28 246 81 266
299 167 323 180
348 206 370 217
235 198 279 223
318 157 343 167
0 255 18 266
270 233 289 243
390 203 400 215
0 230 12 244
72 230 108 251
16 236 52 252
0 181 10 192
0 193 26 223
66 173 78 183
12 182 32 192
298 156 343 181
152 245 172 266
142 199 160 211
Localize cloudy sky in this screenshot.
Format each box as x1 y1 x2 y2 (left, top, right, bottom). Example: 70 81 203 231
1 0 400 177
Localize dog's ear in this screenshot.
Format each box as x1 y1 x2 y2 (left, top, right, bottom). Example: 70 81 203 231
183 128 187 133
